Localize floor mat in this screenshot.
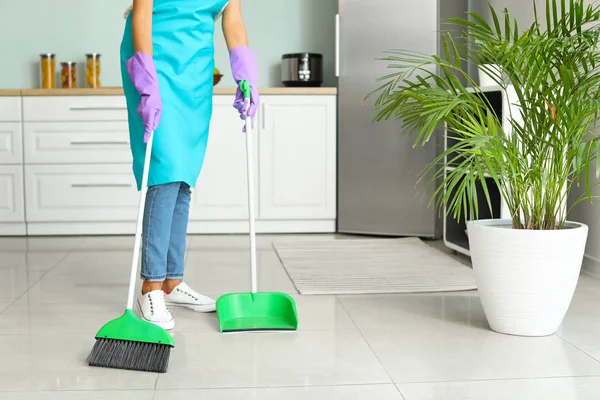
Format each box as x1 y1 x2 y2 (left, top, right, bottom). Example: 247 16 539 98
273 237 476 295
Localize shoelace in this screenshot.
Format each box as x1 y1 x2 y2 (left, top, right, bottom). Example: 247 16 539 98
148 292 169 315
175 283 202 302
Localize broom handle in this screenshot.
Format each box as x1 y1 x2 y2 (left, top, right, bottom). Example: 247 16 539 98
127 131 153 310
245 107 258 294
240 81 257 294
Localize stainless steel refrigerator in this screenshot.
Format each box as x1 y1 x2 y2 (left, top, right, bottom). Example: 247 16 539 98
336 0 468 237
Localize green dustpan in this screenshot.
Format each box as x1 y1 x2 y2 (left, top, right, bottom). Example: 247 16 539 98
216 81 298 333
217 292 298 332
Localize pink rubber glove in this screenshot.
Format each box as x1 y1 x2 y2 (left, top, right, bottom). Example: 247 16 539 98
126 51 162 143
230 46 259 132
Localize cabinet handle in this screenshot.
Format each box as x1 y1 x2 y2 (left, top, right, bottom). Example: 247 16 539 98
71 183 132 188
335 14 340 77
69 105 127 111
70 140 129 145
262 103 267 130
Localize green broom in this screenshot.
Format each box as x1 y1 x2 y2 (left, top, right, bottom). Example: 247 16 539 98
87 131 174 373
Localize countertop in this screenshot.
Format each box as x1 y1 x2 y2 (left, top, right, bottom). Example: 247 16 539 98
0 90 21 96
0 87 337 96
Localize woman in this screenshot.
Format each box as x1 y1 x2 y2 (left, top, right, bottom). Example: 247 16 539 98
121 0 259 330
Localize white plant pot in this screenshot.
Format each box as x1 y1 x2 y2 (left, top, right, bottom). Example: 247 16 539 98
467 219 588 337
478 63 502 87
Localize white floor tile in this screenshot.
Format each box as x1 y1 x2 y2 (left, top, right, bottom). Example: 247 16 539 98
77 236 135 250
189 234 297 250
339 293 485 331
7 237 84 252
4 279 131 315
290 295 355 331
398 377 600 400
556 278 600 361
0 237 28 252
575 273 600 293
1 391 154 400
53 250 134 270
0 301 12 313
156 330 390 389
0 252 67 271
156 384 403 399
184 250 296 294
0 269 46 301
363 326 600 383
0 334 157 391
0 311 124 335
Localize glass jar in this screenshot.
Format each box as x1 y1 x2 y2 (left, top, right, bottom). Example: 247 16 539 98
86 53 101 88
61 62 77 89
40 53 56 89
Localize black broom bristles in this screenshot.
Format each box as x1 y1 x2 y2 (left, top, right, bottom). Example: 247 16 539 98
87 338 171 373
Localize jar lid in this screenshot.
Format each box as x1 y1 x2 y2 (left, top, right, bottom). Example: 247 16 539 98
40 53 56 59
86 53 101 58
61 62 76 67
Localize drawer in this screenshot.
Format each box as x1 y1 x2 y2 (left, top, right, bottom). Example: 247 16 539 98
0 97 22 122
23 96 127 122
24 122 131 164
25 164 138 222
0 165 25 223
0 123 23 164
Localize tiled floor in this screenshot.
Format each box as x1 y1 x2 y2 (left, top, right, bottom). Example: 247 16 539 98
1 234 600 399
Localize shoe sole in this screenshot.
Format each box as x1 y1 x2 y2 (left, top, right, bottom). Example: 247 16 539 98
165 301 216 313
136 300 175 331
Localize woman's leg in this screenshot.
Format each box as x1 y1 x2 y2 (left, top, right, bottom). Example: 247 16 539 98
163 182 191 293
162 182 217 312
141 181 181 294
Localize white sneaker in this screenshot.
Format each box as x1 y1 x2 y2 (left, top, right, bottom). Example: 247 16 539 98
164 282 216 313
136 290 175 330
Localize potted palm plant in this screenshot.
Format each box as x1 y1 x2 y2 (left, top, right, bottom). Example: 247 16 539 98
367 0 600 337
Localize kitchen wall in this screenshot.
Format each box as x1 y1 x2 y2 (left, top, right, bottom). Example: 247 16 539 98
0 0 338 89
469 0 544 26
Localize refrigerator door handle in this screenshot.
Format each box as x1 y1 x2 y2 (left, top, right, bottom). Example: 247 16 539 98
335 14 340 77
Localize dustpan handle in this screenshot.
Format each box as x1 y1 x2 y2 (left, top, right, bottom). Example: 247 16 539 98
241 80 258 294
126 131 154 310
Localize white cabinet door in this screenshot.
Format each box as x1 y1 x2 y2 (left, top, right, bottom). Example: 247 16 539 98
188 97 258 220
0 123 23 164
24 121 130 164
0 97 22 122
0 165 25 222
23 96 127 122
25 164 138 222
259 95 337 220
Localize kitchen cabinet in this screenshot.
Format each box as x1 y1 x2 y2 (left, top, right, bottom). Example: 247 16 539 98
259 96 336 221
0 123 23 164
25 164 137 222
23 121 130 164
22 96 127 122
0 165 25 235
0 89 337 235
188 97 256 222
0 96 25 235
0 97 22 122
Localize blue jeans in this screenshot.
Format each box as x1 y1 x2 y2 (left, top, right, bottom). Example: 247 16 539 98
141 182 191 282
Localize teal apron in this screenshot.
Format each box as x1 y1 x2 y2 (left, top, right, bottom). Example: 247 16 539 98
120 0 229 190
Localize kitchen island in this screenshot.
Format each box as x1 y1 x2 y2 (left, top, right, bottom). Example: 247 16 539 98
0 87 337 235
